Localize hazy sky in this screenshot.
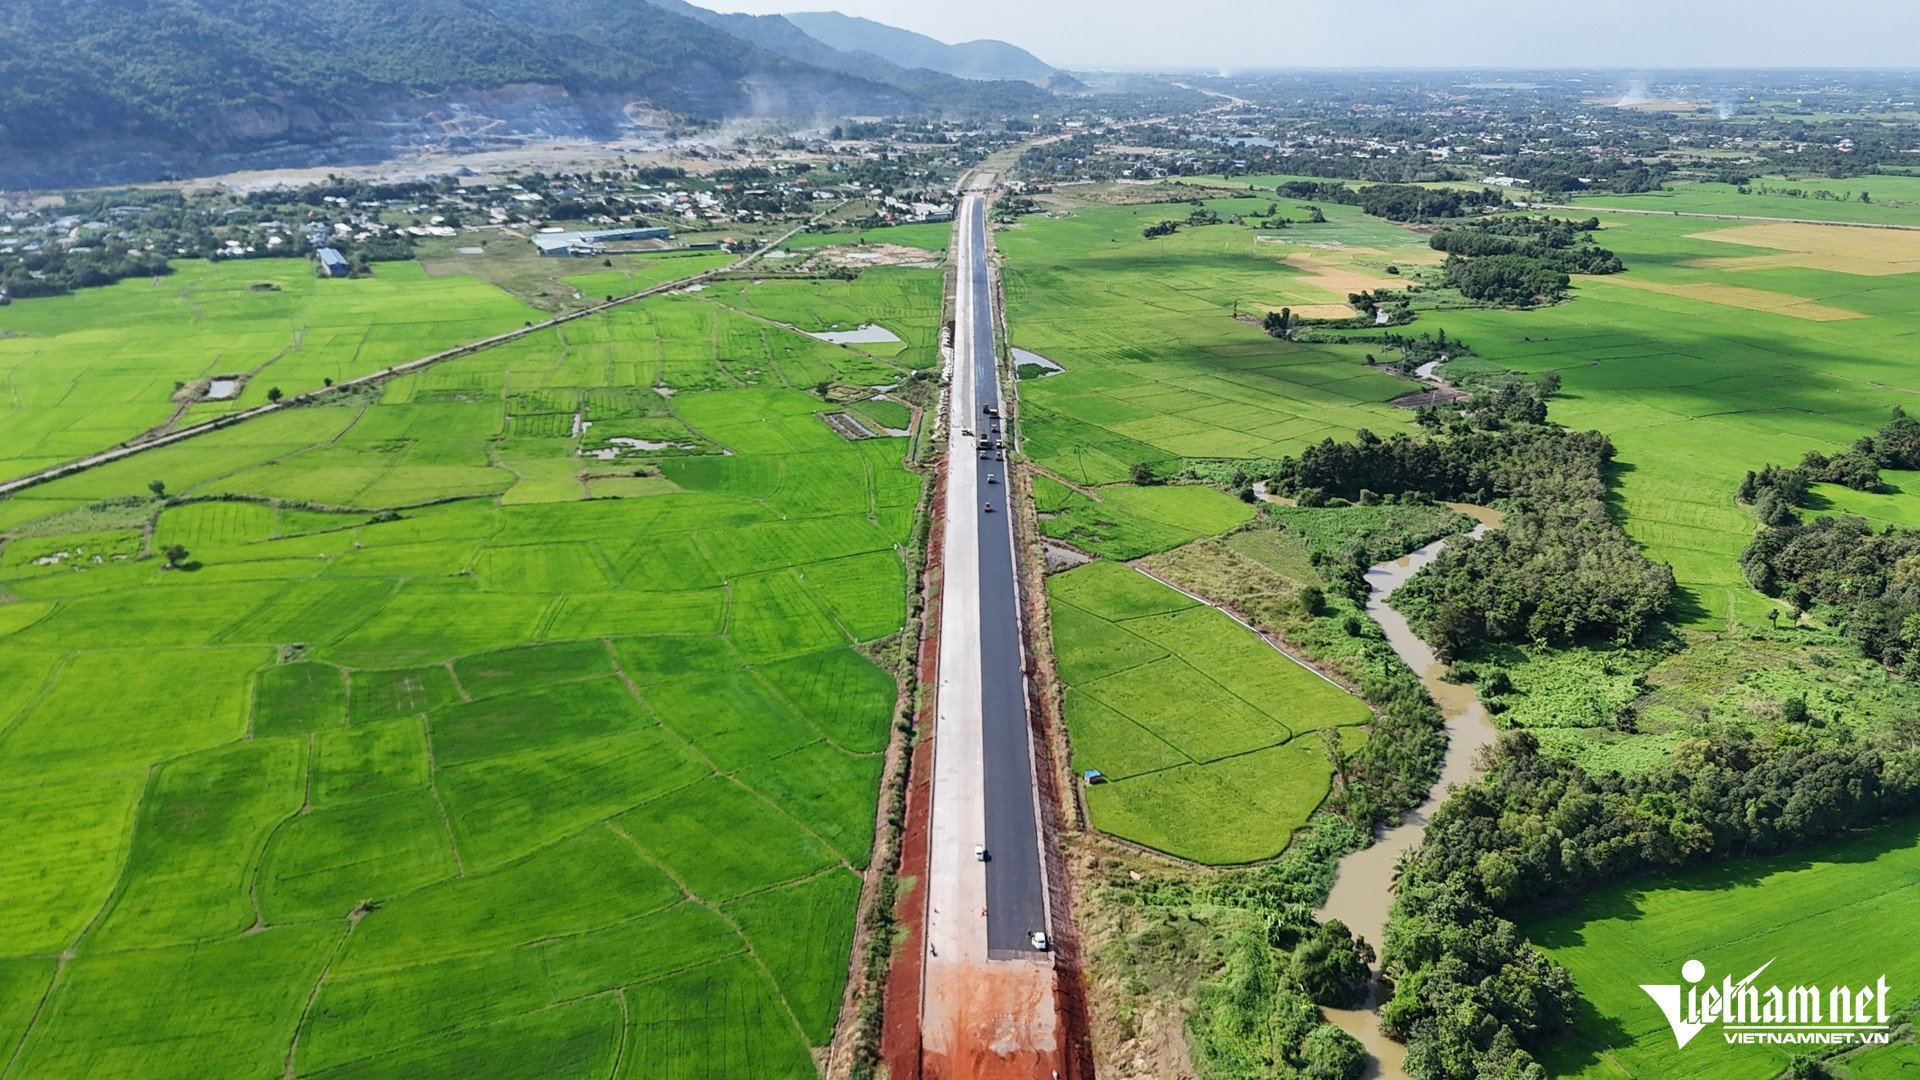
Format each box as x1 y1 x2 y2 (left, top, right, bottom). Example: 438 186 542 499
701 0 1920 71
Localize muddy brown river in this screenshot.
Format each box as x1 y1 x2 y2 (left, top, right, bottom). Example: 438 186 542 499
1315 526 1500 1079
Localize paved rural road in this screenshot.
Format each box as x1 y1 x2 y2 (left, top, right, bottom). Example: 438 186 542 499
956 190 1050 956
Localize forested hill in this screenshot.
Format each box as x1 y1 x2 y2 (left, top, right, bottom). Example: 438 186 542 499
781 11 1057 82
0 0 1051 187
642 0 1062 104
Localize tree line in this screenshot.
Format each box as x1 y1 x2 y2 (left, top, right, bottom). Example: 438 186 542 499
1384 728 1920 1079
1739 409 1920 671
1 244 174 299
1272 180 1507 223
1269 393 1674 655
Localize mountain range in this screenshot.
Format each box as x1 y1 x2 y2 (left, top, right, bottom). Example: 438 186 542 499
0 0 1070 188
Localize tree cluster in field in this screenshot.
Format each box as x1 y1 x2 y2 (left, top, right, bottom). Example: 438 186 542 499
1739 409 1920 667
1430 216 1623 272
1424 217 1625 306
1272 409 1674 655
1492 153 1666 194
1270 180 1508 223
1140 204 1223 239
1383 728 1920 1080
991 193 1040 220
1741 406 1920 505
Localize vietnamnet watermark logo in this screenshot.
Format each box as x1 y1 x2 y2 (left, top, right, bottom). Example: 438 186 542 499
1642 959 1893 1048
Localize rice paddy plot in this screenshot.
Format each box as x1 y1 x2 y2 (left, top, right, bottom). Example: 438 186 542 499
997 200 1422 479
0 278 925 1077
1047 562 1370 863
1040 482 1257 560
700 268 946 370
0 258 540 481
1527 815 1920 1080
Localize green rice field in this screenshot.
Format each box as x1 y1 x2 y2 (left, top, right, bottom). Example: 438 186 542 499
0 259 542 481
998 198 1427 485
1527 815 1920 1080
1039 482 1257 561
1047 561 1369 864
1565 175 1920 227
1437 209 1920 627
0 265 933 1076
700 268 947 371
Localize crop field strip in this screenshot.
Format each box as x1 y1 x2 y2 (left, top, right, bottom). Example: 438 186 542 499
1046 561 1369 864
0 267 937 1077
1526 815 1920 1080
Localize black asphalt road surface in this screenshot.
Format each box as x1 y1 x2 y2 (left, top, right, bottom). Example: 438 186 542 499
962 196 1048 956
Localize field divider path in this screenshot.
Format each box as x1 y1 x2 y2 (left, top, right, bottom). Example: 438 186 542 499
0 223 811 499
603 822 816 1051
605 646 861 873
1 760 155 1077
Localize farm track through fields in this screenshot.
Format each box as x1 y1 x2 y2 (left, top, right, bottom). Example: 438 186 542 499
0 224 808 501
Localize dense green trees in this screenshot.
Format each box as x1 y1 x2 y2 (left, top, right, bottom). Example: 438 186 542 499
0 244 174 299
1740 409 1920 667
1440 254 1569 306
1429 217 1623 306
1384 729 1920 1079
1292 919 1375 1007
1272 411 1674 655
1272 181 1506 222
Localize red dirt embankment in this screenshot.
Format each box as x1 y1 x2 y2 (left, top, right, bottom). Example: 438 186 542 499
881 464 944 1077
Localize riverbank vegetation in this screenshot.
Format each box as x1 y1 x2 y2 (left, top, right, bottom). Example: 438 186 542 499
1271 412 1675 655
1384 729 1920 1079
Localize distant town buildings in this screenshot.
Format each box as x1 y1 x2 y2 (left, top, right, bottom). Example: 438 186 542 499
533 226 670 257
314 247 350 277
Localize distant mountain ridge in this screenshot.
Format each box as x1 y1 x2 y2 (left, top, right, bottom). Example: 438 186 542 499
781 11 1059 83
642 0 1060 99
0 0 1059 188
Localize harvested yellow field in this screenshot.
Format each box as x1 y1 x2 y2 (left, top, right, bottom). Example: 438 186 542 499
1686 221 1920 276
1590 275 1866 321
1275 250 1409 295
